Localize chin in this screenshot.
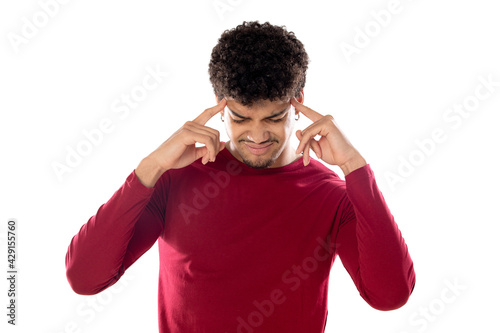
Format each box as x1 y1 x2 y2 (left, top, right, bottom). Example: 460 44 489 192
239 144 281 169
241 157 275 169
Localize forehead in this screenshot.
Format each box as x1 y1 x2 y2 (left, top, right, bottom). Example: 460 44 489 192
225 98 291 116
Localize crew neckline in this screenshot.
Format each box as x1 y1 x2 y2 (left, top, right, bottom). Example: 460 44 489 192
218 146 308 174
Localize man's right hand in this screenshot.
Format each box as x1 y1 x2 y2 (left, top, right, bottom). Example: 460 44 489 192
135 99 227 188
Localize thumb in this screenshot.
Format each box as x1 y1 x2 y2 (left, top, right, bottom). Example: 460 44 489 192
194 146 209 162
196 142 225 164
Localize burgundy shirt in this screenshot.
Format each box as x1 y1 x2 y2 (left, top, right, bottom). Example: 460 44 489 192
66 147 416 332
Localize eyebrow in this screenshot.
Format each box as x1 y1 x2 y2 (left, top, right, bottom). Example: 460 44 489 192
227 105 290 120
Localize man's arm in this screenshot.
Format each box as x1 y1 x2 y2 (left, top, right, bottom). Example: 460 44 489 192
335 164 416 310
65 165 168 295
290 96 415 309
65 100 227 295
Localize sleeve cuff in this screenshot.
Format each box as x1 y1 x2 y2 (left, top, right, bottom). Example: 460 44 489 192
344 163 373 184
125 169 156 197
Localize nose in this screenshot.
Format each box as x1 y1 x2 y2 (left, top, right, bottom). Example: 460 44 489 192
246 123 271 144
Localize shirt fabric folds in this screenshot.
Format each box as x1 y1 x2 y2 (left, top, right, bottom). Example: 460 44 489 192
65 147 416 333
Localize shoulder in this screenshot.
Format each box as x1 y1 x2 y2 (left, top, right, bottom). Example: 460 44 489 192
301 158 347 192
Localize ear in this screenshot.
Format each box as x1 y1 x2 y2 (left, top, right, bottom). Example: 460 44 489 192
296 90 305 104
293 91 304 117
215 94 225 119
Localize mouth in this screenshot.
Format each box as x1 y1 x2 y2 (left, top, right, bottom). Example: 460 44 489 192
244 142 273 155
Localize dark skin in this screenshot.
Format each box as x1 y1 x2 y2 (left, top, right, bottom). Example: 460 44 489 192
290 92 367 175
135 91 366 188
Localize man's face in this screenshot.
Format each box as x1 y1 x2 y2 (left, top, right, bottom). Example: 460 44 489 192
221 97 299 169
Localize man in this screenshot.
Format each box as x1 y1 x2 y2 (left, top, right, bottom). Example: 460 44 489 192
66 21 416 332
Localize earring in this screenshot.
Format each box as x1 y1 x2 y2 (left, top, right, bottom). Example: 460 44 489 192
221 114 224 122
295 113 300 121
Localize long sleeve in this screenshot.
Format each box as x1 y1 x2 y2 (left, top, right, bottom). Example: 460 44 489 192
65 169 169 295
334 164 416 311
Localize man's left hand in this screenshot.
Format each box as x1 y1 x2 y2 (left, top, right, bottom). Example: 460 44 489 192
291 96 367 176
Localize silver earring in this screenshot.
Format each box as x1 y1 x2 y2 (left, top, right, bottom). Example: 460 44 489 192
221 114 224 122
295 113 300 121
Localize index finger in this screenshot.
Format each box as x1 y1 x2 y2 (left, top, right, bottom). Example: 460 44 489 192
193 98 227 125
290 97 324 122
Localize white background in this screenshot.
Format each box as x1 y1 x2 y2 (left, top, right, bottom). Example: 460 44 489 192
1 0 499 332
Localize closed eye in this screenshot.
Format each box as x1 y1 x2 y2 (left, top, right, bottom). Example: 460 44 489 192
232 118 284 123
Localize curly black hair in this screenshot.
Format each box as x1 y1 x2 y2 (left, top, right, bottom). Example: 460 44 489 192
208 21 309 107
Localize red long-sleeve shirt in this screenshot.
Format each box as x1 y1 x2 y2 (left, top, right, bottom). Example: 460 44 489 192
65 147 416 332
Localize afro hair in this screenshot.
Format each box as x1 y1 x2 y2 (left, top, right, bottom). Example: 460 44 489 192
209 21 309 107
